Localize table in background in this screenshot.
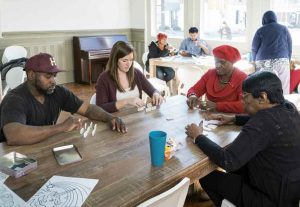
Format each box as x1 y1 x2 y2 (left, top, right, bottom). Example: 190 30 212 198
149 56 255 77
149 56 255 94
0 95 241 207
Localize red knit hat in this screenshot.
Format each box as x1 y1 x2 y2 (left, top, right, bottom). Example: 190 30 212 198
212 45 241 64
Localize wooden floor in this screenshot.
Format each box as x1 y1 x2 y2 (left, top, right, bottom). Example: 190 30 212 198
62 82 214 207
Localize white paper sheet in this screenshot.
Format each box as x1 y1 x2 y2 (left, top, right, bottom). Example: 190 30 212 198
0 183 29 207
0 171 9 183
27 176 98 207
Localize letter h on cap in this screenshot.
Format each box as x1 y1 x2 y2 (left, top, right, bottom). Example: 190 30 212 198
49 57 56 66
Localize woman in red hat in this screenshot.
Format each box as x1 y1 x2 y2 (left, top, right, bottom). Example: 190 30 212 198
186 45 247 113
145 32 176 83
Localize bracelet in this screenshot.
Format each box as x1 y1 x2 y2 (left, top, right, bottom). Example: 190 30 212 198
188 93 196 98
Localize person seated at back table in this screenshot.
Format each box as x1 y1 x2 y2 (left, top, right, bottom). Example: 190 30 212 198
185 71 300 207
290 59 300 93
96 41 164 113
145 32 176 83
0 53 127 146
179 27 210 57
186 45 247 113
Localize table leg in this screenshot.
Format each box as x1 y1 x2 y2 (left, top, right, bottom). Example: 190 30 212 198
149 59 156 78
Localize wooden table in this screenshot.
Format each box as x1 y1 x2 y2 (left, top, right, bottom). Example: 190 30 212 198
149 55 255 78
0 95 241 207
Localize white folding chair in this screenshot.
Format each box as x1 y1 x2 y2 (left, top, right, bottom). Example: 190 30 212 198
137 177 190 207
134 61 170 97
90 93 96 104
1 46 27 99
284 93 300 111
2 66 26 96
177 65 205 96
221 199 236 207
2 45 27 64
142 52 149 69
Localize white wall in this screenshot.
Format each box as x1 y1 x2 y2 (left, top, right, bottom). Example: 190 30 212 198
1 0 131 32
129 0 145 29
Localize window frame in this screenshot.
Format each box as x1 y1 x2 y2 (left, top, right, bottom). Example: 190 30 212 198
145 0 300 58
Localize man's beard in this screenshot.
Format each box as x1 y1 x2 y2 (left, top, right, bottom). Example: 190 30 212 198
45 86 56 95
36 85 55 95
35 79 56 95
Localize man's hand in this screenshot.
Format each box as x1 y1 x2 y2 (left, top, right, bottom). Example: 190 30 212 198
195 41 202 47
186 95 199 109
202 113 235 125
127 97 145 108
110 117 127 133
180 50 190 57
166 45 174 52
185 121 203 142
152 92 164 106
61 116 83 132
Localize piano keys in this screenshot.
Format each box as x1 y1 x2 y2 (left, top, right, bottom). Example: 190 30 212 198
73 35 128 84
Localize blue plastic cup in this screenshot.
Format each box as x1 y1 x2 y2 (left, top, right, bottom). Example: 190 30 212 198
149 131 167 167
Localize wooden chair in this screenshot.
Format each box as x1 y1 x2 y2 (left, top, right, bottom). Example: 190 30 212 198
137 177 190 207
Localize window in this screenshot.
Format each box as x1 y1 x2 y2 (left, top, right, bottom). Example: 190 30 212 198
201 0 247 42
151 0 184 38
271 0 300 45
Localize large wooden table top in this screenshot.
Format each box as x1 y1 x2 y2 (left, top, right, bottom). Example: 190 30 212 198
0 95 241 207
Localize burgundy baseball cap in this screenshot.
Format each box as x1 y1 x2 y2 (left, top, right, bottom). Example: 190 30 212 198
24 53 64 73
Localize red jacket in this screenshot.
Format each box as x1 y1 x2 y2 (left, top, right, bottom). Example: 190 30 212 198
187 68 247 113
290 69 300 93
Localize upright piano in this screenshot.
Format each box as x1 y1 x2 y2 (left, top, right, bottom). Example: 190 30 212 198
73 35 128 84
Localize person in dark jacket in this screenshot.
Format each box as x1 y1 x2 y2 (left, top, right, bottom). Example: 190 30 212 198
185 71 300 207
252 10 292 95
96 41 164 113
145 32 175 83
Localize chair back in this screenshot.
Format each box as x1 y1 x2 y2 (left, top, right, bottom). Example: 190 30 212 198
221 199 236 207
133 61 170 96
133 61 144 73
142 52 149 67
177 65 204 96
2 46 27 64
137 177 190 207
90 93 96 104
284 94 300 111
2 66 26 96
